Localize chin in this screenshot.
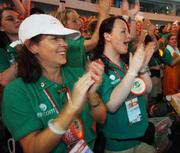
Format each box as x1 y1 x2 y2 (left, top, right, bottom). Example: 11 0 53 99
62 60 67 65
119 48 128 54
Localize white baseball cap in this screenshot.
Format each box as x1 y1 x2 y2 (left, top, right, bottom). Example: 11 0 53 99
19 14 81 43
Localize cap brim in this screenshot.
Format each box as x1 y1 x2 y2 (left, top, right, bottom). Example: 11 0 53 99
62 28 81 40
42 26 81 40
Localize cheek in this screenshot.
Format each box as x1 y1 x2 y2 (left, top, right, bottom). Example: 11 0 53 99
72 23 80 31
2 22 16 32
112 38 123 51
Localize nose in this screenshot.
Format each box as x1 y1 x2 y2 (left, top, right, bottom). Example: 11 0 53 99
77 19 82 29
15 17 22 24
61 39 68 48
126 32 131 41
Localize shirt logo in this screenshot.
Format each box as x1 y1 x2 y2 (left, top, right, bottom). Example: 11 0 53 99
109 75 115 80
39 103 47 112
111 79 120 85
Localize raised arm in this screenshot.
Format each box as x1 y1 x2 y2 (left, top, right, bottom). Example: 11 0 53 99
12 0 31 16
84 0 111 52
121 0 140 40
106 44 145 112
87 60 107 123
139 42 157 92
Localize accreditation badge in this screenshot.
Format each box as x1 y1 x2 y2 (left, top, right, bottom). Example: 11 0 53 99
69 139 93 153
125 97 142 124
131 78 146 96
63 117 84 151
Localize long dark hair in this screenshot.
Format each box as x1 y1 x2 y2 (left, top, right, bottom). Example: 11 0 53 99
94 16 129 74
17 35 43 83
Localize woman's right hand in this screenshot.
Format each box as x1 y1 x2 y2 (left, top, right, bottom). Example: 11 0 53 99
70 73 95 112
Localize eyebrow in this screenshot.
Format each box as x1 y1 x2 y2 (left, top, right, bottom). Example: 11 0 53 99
4 15 16 19
120 27 127 30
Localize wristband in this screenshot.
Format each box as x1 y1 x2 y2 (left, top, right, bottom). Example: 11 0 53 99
139 71 148 75
139 66 149 75
48 119 66 135
127 70 137 77
90 102 100 108
88 93 101 109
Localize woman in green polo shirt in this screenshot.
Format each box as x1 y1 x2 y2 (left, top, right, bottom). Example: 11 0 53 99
50 0 111 70
2 14 106 153
93 16 156 153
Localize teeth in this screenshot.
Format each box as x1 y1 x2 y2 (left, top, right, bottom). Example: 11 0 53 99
57 52 65 55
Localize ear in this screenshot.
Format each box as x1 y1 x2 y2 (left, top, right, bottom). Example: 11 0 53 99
24 40 39 54
104 32 111 42
0 26 4 31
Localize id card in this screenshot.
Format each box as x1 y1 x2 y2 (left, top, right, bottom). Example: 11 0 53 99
125 97 142 124
69 139 93 153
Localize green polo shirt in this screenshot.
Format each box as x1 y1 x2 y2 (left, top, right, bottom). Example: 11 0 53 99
162 48 173 65
98 60 148 151
2 67 96 153
0 45 17 72
65 37 87 70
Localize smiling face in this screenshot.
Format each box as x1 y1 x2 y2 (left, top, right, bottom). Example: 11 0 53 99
65 10 81 31
171 24 179 35
31 35 68 68
105 19 131 55
136 21 143 32
168 35 177 47
0 9 22 35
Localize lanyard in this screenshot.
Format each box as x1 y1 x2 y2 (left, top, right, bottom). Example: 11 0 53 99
103 55 137 99
103 55 128 81
43 86 69 114
43 85 84 148
103 56 142 124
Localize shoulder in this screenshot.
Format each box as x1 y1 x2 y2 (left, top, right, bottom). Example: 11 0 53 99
62 66 85 83
4 78 26 92
66 36 85 48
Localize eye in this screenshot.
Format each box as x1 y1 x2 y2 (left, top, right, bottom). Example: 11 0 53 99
72 20 77 23
5 17 15 21
120 30 126 34
53 36 65 41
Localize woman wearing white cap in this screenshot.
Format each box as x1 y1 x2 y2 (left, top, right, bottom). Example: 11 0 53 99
51 0 111 70
2 14 106 153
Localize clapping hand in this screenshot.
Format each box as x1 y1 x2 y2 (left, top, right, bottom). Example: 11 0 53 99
88 59 104 94
129 44 145 75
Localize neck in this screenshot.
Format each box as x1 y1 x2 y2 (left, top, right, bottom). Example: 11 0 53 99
7 33 18 42
104 45 120 66
43 66 62 83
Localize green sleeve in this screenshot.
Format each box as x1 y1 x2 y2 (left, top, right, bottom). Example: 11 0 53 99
2 80 43 140
0 48 10 72
65 37 87 69
162 48 173 65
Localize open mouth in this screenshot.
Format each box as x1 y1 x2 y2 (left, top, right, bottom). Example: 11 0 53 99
57 51 66 55
123 41 129 46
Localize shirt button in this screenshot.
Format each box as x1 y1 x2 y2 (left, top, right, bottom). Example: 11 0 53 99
41 82 45 87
